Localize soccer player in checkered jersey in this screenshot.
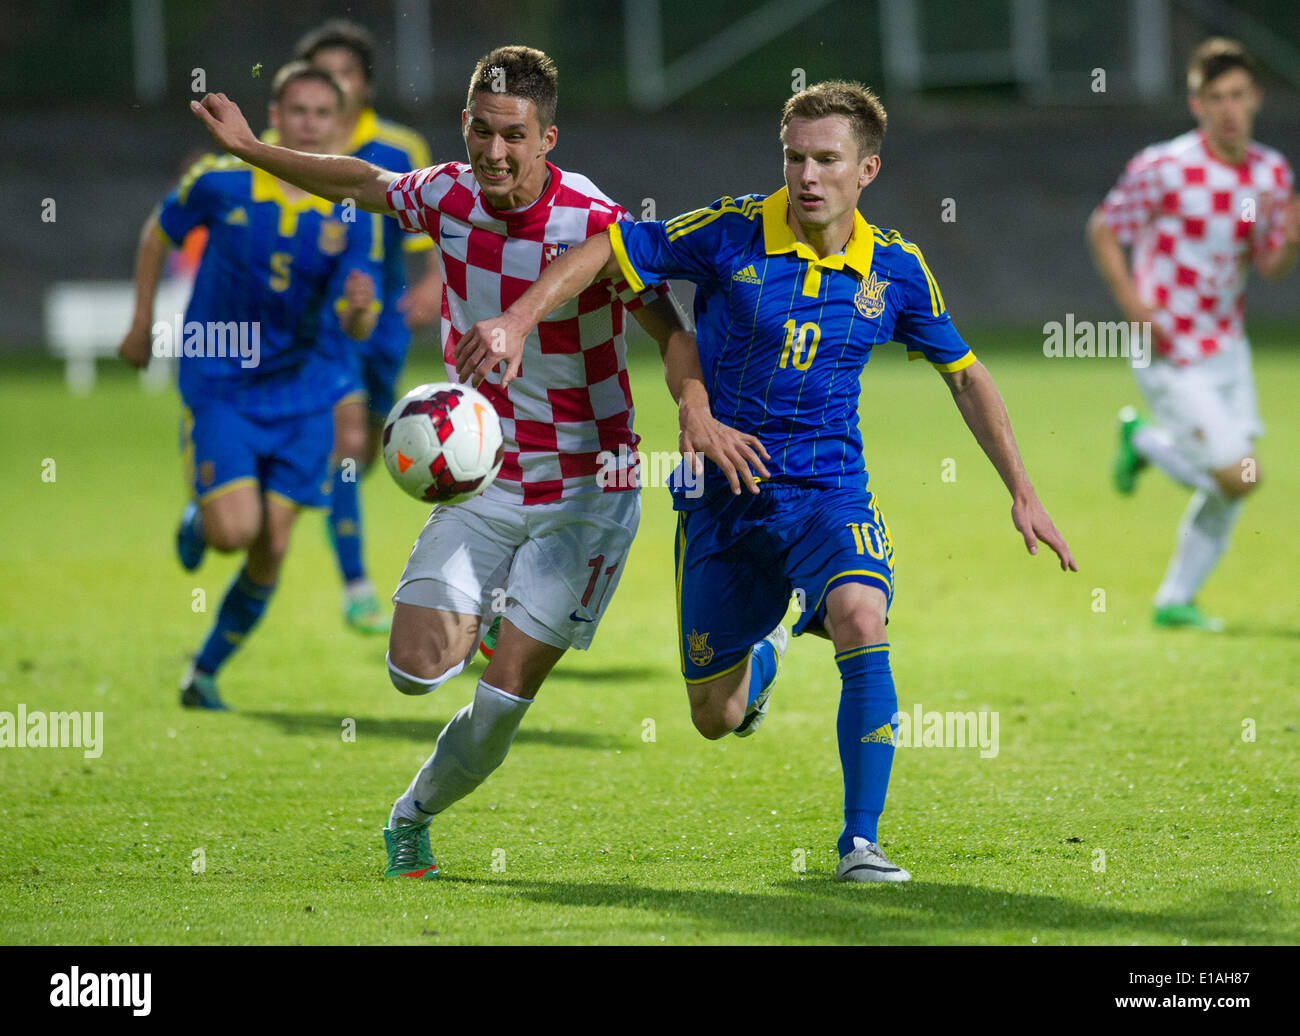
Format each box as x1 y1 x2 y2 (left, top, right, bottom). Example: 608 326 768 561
191 46 764 878
459 81 1077 882
1089 38 1300 631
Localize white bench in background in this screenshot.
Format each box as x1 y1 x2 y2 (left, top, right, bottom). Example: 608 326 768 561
45 279 193 395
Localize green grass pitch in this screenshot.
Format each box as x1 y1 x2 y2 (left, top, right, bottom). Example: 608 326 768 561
1 330 1296 945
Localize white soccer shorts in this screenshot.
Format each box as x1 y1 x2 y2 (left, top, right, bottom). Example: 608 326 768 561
1133 345 1262 471
392 487 640 651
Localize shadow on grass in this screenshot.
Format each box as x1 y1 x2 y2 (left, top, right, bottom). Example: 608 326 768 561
484 876 1276 944
241 711 621 750
550 665 664 683
1219 624 1300 640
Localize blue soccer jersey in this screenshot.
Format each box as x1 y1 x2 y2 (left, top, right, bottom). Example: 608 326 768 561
157 154 379 418
344 108 433 370
610 188 974 497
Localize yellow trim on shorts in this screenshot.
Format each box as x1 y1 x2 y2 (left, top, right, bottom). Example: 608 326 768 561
675 514 686 673
265 489 326 513
683 654 750 686
197 476 259 504
811 569 893 618
180 406 196 500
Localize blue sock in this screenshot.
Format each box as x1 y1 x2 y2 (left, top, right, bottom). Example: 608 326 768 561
329 465 365 584
835 643 897 857
195 566 275 675
745 638 778 707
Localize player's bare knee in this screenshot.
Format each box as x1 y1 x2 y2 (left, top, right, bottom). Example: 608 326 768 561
689 696 743 740
1215 461 1260 499
834 610 887 652
336 426 367 464
204 514 258 553
691 707 733 741
386 638 444 685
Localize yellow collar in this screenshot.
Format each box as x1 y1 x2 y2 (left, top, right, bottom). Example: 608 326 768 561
251 166 336 237
761 187 874 277
346 107 378 154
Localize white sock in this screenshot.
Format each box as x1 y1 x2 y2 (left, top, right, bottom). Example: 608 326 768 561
388 679 531 826
1154 490 1243 607
1132 425 1220 495
345 577 374 602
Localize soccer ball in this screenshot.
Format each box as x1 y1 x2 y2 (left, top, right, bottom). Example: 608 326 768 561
381 382 504 504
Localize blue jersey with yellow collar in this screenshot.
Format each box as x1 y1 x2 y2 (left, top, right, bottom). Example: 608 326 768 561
344 108 433 361
610 187 974 497
158 154 378 418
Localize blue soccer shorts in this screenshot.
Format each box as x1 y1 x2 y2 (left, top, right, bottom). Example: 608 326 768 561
181 403 335 510
674 482 895 683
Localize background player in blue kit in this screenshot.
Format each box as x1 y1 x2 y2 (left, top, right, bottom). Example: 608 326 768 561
457 80 1076 883
293 21 442 635
119 63 382 711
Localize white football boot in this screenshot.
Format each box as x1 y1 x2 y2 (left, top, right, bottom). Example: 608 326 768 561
834 837 911 883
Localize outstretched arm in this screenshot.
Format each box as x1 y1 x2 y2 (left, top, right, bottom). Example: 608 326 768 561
118 211 171 369
940 360 1077 572
190 93 397 213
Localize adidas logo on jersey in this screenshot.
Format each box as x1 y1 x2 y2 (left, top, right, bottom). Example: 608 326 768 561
224 207 249 226
731 264 762 285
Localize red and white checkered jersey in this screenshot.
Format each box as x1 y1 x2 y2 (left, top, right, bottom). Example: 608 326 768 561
1099 130 1293 367
386 161 667 504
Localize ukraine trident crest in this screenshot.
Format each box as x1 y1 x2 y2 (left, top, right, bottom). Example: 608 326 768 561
854 270 890 318
687 629 714 667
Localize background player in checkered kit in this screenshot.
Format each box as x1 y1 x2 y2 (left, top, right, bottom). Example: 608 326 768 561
190 46 765 878
1089 38 1299 631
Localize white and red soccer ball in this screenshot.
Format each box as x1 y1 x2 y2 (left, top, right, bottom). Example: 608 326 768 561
381 383 504 504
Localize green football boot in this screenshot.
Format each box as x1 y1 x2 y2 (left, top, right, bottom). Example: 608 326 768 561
1153 603 1224 633
383 823 440 879
344 590 390 635
479 615 501 660
1112 405 1149 495
180 662 231 712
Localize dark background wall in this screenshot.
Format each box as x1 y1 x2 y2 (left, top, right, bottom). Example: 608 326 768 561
3 0 1297 347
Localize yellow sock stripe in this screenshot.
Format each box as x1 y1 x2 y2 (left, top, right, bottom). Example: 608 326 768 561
835 643 890 662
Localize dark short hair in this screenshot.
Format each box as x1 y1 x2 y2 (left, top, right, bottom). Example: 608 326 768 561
1187 37 1256 93
781 80 887 160
270 61 345 109
294 19 375 83
466 45 558 130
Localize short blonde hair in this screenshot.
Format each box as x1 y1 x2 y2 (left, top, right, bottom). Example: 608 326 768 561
781 80 887 159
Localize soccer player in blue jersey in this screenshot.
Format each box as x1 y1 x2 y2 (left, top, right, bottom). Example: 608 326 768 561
293 21 443 635
119 63 381 711
457 81 1076 882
